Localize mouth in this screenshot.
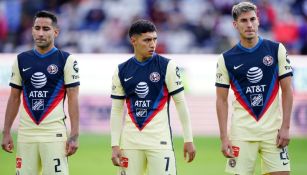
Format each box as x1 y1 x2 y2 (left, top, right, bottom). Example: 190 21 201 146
36 39 46 42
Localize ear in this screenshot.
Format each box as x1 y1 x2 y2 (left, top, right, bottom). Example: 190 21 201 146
233 21 238 29
54 28 59 37
130 36 136 46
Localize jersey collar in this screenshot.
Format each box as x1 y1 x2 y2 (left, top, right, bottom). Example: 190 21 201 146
33 47 58 58
132 52 156 66
237 36 263 53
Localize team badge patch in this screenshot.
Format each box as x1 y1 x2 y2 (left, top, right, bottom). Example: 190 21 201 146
150 72 160 82
229 158 236 168
263 55 274 66
47 64 58 74
16 157 22 168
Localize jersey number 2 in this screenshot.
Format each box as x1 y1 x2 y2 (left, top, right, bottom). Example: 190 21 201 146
54 158 62 172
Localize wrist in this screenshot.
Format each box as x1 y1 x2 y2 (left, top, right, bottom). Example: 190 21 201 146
2 129 11 135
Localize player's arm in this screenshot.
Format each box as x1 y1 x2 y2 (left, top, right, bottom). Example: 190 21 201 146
64 55 80 156
110 99 124 166
2 58 22 153
110 67 125 166
66 86 79 156
277 43 293 148
215 54 234 158
216 87 233 158
166 60 196 163
1 87 21 153
172 91 196 163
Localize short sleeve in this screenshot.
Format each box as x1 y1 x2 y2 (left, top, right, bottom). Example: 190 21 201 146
111 67 125 99
165 60 184 96
64 55 80 88
215 54 230 88
9 58 22 89
278 43 293 80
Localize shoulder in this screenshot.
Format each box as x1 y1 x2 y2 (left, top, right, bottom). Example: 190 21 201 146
155 54 170 63
18 50 34 58
262 39 280 49
58 50 71 60
118 56 134 70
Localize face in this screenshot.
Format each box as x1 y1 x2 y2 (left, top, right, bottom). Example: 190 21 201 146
131 32 157 60
32 17 59 50
233 10 259 41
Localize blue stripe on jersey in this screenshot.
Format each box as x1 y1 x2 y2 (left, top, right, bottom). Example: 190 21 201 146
22 85 36 122
259 66 278 117
229 71 255 115
147 85 167 117
45 79 64 112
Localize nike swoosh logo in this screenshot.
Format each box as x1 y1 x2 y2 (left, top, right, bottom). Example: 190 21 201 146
233 64 243 70
283 162 289 165
22 67 31 72
124 77 133 82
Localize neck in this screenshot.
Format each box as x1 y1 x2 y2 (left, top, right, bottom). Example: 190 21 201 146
135 54 151 62
240 36 259 48
34 45 54 54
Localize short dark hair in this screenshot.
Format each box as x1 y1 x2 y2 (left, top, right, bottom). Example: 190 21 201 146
34 10 58 27
128 19 157 38
232 1 257 21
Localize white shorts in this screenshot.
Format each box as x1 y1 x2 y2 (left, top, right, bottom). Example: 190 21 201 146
225 139 290 175
119 149 176 175
16 142 68 175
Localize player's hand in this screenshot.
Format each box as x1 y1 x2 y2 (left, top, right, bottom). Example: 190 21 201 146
184 142 196 163
276 128 290 148
220 137 234 158
1 132 14 153
111 146 122 166
66 134 79 156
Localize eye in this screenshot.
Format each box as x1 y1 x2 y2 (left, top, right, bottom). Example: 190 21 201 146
43 27 50 31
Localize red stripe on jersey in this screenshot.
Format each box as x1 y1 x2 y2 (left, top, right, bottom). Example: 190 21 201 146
126 98 138 129
230 82 258 121
126 86 168 131
38 85 65 124
258 81 279 119
22 91 37 124
139 87 168 131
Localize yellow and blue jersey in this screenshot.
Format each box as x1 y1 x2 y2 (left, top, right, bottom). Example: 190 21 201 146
111 53 183 149
10 47 80 142
215 38 293 141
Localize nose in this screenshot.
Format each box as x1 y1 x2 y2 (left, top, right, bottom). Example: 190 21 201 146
149 40 156 48
37 29 44 36
247 20 253 27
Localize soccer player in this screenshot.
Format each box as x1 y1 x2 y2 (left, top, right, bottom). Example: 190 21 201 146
1 10 80 174
215 2 293 175
110 19 196 175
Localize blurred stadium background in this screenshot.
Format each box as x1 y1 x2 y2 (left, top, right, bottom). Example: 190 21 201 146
0 0 307 174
